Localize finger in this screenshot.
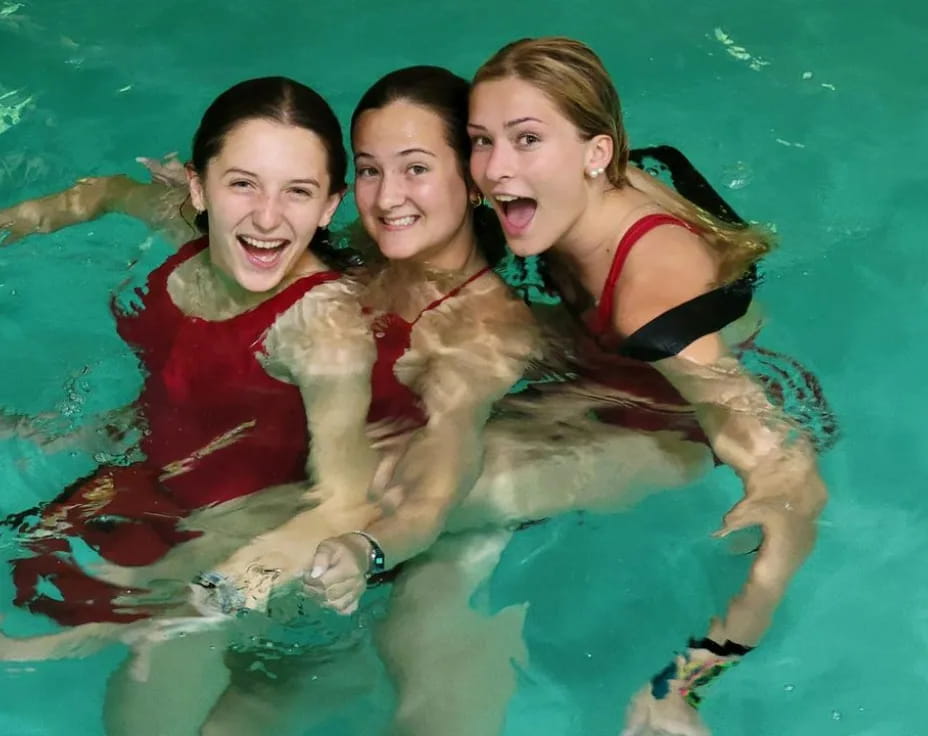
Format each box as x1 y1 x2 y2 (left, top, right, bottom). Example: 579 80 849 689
302 580 327 603
318 558 363 589
0 223 20 246
307 542 338 580
323 588 362 615
321 577 364 602
713 500 763 537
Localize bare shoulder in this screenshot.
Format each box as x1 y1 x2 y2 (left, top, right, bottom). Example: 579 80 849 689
613 224 720 338
265 275 374 380
442 272 537 351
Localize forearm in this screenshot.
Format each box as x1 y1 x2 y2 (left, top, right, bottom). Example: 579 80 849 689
0 177 115 240
364 407 484 567
709 442 824 646
303 371 379 508
663 355 827 646
699 397 826 646
0 175 191 245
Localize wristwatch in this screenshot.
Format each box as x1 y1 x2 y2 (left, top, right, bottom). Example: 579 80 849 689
353 530 386 577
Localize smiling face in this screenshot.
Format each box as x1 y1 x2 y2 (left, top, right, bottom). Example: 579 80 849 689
469 76 608 257
188 117 341 293
352 100 475 269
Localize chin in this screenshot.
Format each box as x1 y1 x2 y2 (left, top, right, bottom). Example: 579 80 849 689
235 268 286 294
376 238 424 262
508 238 550 258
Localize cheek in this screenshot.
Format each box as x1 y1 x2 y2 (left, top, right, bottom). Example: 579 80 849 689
433 178 469 223
353 184 377 220
469 152 488 182
206 189 247 224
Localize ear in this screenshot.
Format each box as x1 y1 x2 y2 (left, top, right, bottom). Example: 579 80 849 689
187 164 206 212
585 134 614 175
318 188 344 229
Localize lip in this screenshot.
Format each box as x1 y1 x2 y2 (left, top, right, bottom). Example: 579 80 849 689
490 195 537 238
236 234 291 270
379 215 420 231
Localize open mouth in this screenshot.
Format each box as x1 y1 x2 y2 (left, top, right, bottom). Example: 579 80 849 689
380 215 420 230
237 235 290 269
495 195 537 236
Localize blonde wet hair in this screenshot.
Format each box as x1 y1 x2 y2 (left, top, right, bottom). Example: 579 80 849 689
474 37 774 282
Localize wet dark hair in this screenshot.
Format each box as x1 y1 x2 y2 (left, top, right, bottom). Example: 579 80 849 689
189 76 358 270
349 66 508 268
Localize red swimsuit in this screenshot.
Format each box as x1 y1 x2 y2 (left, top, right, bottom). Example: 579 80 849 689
12 238 341 624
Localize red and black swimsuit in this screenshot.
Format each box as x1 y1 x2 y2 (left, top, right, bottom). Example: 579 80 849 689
572 213 836 450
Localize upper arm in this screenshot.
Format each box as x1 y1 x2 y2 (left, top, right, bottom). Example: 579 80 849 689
406 281 540 419
611 226 736 363
263 280 378 491
612 227 719 339
107 176 197 248
265 279 374 393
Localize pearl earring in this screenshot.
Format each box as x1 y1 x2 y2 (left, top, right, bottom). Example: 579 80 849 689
588 167 605 179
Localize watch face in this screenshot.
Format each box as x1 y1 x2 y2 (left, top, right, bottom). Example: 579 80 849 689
371 546 386 573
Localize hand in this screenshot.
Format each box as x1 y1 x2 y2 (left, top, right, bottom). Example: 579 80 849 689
621 683 710 736
302 533 371 615
135 152 187 187
0 199 51 245
209 547 311 613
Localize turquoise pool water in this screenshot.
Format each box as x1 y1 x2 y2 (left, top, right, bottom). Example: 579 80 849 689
1 0 925 733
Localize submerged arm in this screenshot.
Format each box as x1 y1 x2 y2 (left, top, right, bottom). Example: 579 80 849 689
304 281 540 614
660 342 826 645
614 229 826 731
0 172 195 247
364 284 538 566
198 280 382 611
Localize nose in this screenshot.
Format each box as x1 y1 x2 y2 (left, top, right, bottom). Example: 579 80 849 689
482 142 513 184
376 171 406 211
252 191 284 231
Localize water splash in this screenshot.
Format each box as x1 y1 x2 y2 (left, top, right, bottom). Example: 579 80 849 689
0 89 33 136
713 27 771 71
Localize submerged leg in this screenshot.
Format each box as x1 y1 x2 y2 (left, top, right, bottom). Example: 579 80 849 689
104 626 230 736
376 529 525 736
449 417 714 532
202 637 388 736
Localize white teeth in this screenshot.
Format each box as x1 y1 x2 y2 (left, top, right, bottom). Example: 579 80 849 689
494 195 519 202
383 216 417 226
240 235 287 249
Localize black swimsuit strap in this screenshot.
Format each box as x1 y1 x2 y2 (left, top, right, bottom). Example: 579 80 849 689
629 145 746 226
619 269 755 362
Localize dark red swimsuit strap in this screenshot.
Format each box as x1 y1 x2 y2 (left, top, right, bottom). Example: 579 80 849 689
146 237 210 292
592 214 697 335
410 266 491 325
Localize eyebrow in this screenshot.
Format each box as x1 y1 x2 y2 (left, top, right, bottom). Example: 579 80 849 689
354 148 437 160
467 117 544 131
222 167 320 188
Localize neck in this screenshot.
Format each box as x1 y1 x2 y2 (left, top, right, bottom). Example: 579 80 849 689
210 247 326 309
415 213 485 275
553 183 654 290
